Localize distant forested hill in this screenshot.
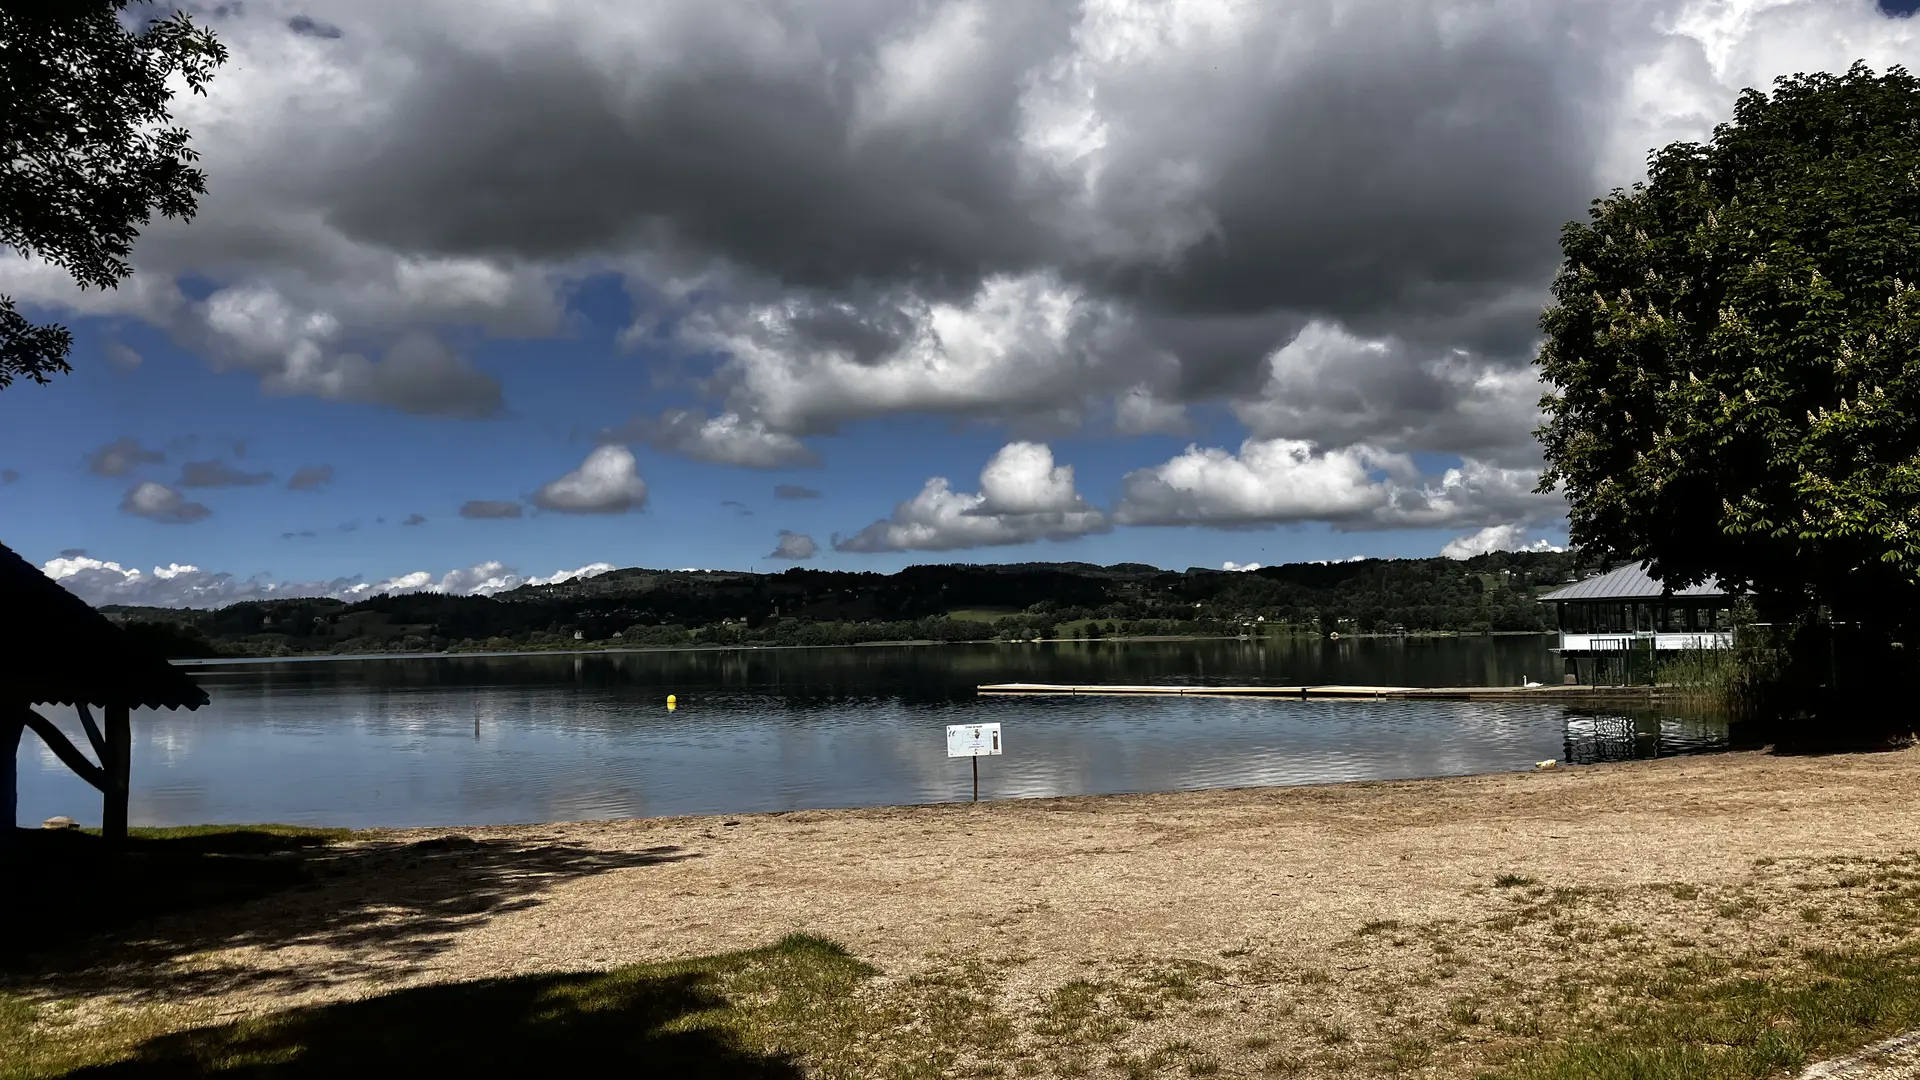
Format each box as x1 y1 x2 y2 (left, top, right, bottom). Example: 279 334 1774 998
98 551 1586 657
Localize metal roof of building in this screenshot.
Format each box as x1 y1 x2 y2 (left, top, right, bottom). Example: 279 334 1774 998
1536 561 1726 603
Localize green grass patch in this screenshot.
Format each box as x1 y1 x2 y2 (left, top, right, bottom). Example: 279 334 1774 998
944 608 1020 624
1447 998 1485 1027
1 825 358 970
1 934 980 1079
82 823 357 852
1309 1020 1351 1046
1 992 206 1080
1484 944 1920 1080
1494 874 1538 889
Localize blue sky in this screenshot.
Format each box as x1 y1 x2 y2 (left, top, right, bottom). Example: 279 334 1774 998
0 301 1485 586
2 0 1913 607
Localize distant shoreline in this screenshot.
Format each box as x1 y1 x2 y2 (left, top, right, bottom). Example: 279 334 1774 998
170 630 1557 667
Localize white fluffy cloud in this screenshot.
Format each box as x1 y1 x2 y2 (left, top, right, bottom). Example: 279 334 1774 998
835 441 1107 552
1440 524 1568 560
119 482 212 524
1115 438 1560 530
1230 320 1545 459
44 554 615 608
975 440 1091 515
531 445 649 514
1115 440 1401 527
681 273 1159 438
609 410 817 468
1 0 1911 500
1375 459 1561 530
768 530 819 560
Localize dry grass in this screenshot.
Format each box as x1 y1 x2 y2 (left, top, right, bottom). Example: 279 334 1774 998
13 748 1920 1077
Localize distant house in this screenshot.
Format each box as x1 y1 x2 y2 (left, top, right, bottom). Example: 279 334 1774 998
1537 563 1734 684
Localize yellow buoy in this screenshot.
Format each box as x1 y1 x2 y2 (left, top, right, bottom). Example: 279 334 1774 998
666 694 677 712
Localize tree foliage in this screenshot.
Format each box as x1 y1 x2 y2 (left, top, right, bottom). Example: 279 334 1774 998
1536 62 1920 643
97 553 1583 657
0 1 226 388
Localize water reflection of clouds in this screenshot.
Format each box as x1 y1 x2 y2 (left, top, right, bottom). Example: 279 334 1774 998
17 648 1731 829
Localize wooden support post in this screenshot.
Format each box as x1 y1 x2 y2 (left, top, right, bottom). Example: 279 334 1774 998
103 704 131 844
2 707 23 841
972 756 979 803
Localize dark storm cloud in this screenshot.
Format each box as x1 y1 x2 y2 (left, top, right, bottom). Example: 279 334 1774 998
401 513 427 526
86 437 165 477
120 482 212 524
315 3 1602 346
1092 35 1601 331
12 0 1908 488
355 334 504 419
287 465 335 491
270 0 1655 470
179 459 275 487
317 10 1073 294
783 302 927 367
288 14 343 38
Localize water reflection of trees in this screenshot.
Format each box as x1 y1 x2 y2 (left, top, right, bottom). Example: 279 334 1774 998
1561 711 1731 764
195 638 1563 705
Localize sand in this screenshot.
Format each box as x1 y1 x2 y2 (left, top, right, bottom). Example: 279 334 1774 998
21 746 1920 1076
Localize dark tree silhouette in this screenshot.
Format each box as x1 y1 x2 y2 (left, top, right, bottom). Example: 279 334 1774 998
0 1 226 389
1539 64 1920 622
1536 63 1920 708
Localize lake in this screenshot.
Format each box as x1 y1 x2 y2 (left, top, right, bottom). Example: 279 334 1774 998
15 637 1734 829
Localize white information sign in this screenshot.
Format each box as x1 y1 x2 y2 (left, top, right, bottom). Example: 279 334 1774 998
946 722 1003 757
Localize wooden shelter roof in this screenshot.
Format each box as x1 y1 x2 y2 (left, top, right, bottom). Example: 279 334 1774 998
0 541 208 710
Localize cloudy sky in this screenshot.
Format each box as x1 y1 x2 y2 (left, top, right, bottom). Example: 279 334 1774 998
2 0 1916 607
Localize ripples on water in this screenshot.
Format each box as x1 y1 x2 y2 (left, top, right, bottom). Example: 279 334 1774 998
16 639 1734 828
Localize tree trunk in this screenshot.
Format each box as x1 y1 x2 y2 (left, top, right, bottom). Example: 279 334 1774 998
103 704 130 844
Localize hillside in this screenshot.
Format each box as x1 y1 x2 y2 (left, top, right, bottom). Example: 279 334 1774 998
99 551 1585 658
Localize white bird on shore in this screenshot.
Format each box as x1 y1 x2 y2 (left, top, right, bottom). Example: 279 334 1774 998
1522 675 1543 689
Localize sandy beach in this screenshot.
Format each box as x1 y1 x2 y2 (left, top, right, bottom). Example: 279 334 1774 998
18 746 1920 1077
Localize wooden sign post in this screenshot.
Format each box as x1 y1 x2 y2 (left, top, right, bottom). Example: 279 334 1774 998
945 723 1002 802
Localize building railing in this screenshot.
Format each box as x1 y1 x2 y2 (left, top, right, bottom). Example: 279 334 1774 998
1559 631 1734 652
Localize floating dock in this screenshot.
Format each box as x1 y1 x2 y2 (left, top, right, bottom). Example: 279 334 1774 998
975 683 1677 702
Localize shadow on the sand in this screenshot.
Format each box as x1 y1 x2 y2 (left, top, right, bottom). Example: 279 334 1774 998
1 827 694 1000
61 962 803 1079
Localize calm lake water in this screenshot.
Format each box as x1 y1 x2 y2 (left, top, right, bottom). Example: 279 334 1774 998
16 637 1735 829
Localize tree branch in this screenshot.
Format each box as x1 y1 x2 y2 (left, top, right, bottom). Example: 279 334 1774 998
18 708 106 793
75 702 107 761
